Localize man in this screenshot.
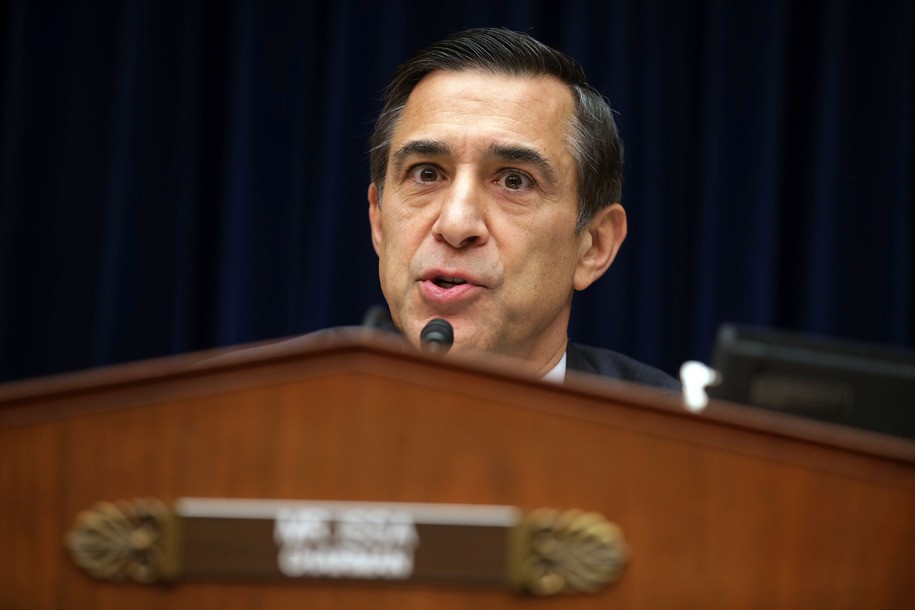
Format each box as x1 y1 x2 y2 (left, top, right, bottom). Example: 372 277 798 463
366 28 677 390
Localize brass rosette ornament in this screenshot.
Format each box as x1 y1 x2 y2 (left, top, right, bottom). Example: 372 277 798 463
508 508 629 595
65 498 179 583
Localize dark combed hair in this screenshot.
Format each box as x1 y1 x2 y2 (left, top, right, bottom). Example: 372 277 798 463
368 27 624 231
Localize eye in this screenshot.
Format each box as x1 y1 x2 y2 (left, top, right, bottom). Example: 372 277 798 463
409 164 442 183
497 170 533 191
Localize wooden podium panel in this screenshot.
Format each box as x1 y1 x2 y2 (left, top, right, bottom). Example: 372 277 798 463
2 331 914 609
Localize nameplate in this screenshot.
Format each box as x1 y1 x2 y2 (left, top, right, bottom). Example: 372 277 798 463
66 497 628 596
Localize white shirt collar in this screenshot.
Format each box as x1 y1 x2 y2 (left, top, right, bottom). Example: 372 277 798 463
540 352 567 384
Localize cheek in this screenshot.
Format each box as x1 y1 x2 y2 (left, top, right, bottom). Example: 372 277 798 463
513 229 580 289
377 222 418 292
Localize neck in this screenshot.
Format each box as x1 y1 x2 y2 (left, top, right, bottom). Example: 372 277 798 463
528 337 569 378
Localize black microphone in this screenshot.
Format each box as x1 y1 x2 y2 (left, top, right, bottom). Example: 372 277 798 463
419 318 454 355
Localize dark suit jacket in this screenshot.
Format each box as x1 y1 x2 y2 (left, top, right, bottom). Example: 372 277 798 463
204 326 679 391
361 309 679 390
566 342 680 391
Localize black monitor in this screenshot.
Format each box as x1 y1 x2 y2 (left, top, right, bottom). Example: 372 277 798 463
707 324 915 440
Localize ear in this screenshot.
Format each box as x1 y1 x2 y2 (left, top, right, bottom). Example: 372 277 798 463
573 203 628 291
368 183 383 256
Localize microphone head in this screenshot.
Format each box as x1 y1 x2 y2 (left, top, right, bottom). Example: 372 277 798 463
419 318 454 355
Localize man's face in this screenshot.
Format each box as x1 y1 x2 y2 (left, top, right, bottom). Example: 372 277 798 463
369 70 610 373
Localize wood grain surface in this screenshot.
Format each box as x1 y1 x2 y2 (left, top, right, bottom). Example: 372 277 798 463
2 332 913 609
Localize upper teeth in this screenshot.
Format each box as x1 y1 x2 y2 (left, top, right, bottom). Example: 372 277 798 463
436 277 466 287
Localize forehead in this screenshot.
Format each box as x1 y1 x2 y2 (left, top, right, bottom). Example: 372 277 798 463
390 70 577 166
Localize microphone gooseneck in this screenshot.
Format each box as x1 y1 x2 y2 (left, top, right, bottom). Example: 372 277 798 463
361 304 393 329
420 318 454 355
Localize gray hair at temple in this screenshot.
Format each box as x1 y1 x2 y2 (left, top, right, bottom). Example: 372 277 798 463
368 27 624 232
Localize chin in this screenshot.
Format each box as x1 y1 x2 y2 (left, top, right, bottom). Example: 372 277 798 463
450 336 498 357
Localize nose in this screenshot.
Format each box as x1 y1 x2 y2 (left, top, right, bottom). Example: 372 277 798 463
431 175 489 248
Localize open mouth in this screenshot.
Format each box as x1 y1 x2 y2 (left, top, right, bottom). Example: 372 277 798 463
433 276 468 289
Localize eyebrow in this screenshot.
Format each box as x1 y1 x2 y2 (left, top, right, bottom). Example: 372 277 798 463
391 139 451 176
486 143 558 188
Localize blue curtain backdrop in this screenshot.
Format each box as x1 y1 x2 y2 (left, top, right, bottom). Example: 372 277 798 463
1 0 912 382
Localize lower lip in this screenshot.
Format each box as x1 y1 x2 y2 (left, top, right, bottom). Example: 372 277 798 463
419 280 481 305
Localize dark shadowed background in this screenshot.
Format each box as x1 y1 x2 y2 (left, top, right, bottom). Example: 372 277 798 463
1 0 912 382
